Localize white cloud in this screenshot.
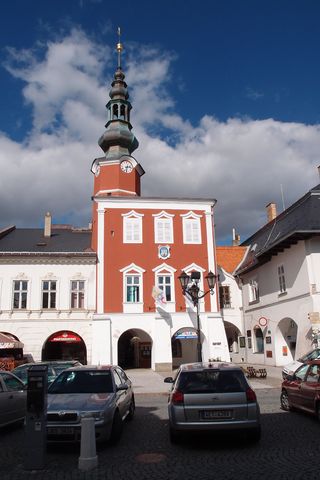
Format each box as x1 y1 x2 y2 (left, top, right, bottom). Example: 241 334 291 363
1 28 320 243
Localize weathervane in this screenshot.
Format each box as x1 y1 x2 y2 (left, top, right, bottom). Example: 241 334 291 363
117 27 123 68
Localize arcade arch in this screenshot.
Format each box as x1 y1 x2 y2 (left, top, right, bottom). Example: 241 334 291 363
171 327 200 368
42 330 87 364
275 318 297 365
118 329 152 369
224 321 242 353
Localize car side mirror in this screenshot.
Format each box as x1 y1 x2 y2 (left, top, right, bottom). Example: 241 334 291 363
117 384 129 391
164 377 174 383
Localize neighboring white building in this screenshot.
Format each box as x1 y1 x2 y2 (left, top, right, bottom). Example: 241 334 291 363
235 189 320 367
216 246 247 364
0 219 96 364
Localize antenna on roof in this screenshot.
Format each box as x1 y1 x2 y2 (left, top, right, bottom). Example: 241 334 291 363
280 184 286 211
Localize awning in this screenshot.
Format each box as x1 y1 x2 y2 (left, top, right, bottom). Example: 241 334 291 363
0 332 24 349
49 332 82 343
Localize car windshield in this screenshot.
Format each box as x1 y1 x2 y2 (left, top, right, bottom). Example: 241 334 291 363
299 349 320 362
178 370 247 394
53 363 77 375
48 370 114 394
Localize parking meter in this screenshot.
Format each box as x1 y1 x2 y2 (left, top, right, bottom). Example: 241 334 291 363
24 365 48 470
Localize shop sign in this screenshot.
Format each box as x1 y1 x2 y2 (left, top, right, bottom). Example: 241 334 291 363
174 329 197 339
49 332 81 343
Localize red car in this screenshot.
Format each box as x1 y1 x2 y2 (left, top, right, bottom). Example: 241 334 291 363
280 360 320 419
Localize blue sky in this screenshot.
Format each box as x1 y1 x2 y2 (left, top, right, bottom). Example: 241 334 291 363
1 0 320 244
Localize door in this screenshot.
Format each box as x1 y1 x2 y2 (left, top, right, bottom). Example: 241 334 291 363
139 343 151 368
0 373 25 426
299 364 320 412
287 364 309 408
113 369 129 420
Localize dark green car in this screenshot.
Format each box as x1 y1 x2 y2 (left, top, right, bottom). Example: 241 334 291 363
12 360 82 386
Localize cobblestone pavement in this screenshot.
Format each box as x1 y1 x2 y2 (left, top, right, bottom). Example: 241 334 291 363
1 388 319 480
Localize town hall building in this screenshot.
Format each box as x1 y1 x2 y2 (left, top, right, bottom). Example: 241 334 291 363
0 38 230 370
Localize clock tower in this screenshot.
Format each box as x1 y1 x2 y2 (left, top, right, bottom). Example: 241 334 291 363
91 31 144 198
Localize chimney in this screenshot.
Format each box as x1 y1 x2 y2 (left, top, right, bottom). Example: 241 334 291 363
44 212 52 237
266 202 277 223
232 228 241 246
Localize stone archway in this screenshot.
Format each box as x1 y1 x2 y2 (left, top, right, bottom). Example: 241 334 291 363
275 318 297 365
42 330 87 364
118 329 152 369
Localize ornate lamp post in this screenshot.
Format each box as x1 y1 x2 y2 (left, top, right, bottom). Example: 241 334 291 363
178 270 217 363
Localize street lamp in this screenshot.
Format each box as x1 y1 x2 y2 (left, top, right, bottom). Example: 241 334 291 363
178 270 218 363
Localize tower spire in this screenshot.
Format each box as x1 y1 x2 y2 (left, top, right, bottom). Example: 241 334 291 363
97 28 139 160
117 27 123 69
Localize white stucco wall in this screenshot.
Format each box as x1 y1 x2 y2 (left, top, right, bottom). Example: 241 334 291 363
0 258 96 363
241 240 319 366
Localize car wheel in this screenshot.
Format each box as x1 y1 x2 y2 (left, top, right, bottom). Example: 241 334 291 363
280 390 291 411
127 396 135 421
110 410 123 444
169 427 180 444
246 426 261 443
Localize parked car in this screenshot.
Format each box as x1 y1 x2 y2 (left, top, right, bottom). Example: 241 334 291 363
12 360 82 386
164 362 261 443
282 348 320 380
280 360 320 418
0 370 26 428
46 365 135 443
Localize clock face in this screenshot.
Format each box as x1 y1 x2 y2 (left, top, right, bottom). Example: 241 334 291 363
120 160 133 173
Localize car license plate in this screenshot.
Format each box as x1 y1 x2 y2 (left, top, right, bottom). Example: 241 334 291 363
47 426 74 435
201 410 232 420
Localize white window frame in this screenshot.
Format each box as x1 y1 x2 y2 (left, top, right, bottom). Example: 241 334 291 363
249 278 259 303
153 263 176 312
181 211 202 244
12 280 28 309
70 280 86 309
219 285 231 309
41 280 57 309
122 210 144 244
278 265 286 294
120 263 145 313
153 211 174 244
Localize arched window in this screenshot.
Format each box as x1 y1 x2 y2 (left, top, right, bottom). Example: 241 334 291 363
254 327 264 353
113 104 118 119
120 104 126 120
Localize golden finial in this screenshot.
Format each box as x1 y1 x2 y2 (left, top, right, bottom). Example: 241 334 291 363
116 27 123 68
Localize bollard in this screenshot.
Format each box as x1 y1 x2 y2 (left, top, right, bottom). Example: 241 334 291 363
78 416 98 471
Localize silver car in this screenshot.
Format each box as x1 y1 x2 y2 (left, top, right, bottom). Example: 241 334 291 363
164 362 261 443
46 365 135 443
0 370 26 428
